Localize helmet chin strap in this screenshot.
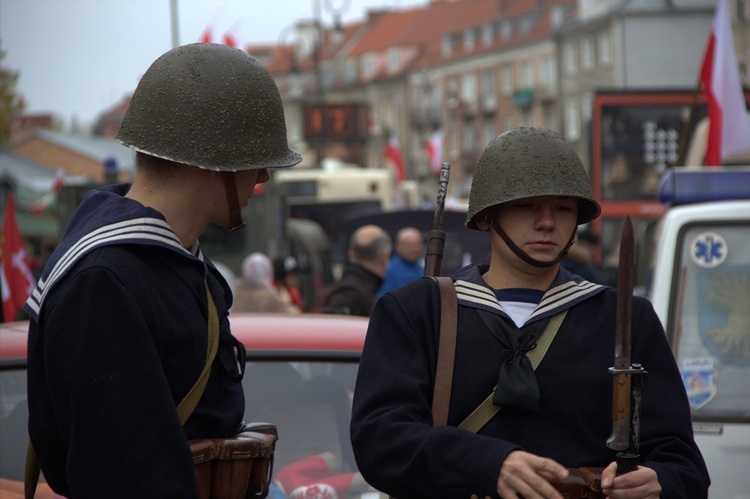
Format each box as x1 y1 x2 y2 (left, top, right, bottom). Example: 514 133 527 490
488 216 576 268
221 172 247 232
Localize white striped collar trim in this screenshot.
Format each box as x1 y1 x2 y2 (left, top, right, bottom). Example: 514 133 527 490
454 278 605 321
26 218 197 318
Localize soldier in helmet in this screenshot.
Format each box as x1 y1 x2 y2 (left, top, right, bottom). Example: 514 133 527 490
351 127 709 498
25 43 300 497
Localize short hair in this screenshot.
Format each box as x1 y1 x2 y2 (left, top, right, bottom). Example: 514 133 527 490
135 152 181 179
350 227 392 263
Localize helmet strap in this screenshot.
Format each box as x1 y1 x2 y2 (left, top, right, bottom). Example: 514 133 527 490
221 172 247 232
488 217 576 268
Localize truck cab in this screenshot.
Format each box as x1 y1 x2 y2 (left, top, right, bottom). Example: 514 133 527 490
645 167 750 498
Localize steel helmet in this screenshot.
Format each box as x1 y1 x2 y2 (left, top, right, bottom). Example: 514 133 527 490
116 43 301 171
466 127 600 230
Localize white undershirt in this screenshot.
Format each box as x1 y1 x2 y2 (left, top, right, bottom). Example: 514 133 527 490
494 288 544 328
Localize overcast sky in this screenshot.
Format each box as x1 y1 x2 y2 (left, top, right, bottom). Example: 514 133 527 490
0 0 428 128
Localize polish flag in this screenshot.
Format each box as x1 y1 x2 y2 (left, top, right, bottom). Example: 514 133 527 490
1 194 35 321
25 169 64 215
224 25 239 48
200 25 212 43
425 130 444 176
384 134 407 181
699 0 750 166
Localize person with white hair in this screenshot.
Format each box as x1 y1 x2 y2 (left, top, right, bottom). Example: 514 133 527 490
233 253 300 313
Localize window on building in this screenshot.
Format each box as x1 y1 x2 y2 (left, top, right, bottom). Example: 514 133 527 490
481 68 495 96
501 20 512 40
581 36 594 71
502 65 513 95
582 92 594 125
344 59 357 83
442 35 453 57
551 5 565 27
461 73 477 107
540 55 556 87
598 31 612 66
431 84 443 123
519 14 533 34
387 48 400 73
520 60 533 88
361 53 376 79
482 23 494 46
565 98 580 141
564 41 578 75
464 29 476 51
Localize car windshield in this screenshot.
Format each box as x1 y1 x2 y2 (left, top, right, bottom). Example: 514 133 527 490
0 358 364 496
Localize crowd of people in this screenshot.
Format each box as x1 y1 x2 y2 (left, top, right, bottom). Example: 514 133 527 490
22 41 708 499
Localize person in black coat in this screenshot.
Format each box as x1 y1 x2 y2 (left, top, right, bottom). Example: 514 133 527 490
322 224 391 316
25 43 301 498
351 127 709 499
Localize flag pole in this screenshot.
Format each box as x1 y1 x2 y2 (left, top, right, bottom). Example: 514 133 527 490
676 75 703 167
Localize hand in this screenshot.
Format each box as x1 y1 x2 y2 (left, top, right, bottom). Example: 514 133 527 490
600 462 662 498
496 450 568 498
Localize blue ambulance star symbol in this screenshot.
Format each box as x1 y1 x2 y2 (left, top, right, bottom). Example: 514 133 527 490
691 232 727 269
695 236 723 263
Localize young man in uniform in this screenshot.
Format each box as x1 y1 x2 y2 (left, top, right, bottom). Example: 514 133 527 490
25 43 301 497
351 127 709 498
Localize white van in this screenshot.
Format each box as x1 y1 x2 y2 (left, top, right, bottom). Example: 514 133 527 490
646 167 750 499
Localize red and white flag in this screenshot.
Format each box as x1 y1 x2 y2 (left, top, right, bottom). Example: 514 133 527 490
1 194 35 321
384 134 407 181
24 169 64 215
200 25 213 43
223 31 238 48
699 0 750 166
223 24 239 48
425 130 444 176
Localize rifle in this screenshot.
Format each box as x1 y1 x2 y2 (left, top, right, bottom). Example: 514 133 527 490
423 162 451 277
606 216 647 475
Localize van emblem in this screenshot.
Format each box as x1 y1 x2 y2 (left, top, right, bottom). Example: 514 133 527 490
681 358 717 409
690 232 727 268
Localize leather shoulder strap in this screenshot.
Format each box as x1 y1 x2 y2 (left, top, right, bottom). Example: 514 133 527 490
431 276 457 427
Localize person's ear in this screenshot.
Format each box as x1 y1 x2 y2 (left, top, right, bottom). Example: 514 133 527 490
476 210 492 231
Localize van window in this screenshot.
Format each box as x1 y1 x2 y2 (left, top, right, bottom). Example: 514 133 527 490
668 222 750 423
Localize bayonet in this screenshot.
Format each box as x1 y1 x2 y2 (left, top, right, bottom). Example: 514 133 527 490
606 216 647 475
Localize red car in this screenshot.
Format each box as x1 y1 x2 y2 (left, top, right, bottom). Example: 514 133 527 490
0 313 377 498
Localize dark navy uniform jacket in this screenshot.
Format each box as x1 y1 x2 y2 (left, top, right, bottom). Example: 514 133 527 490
351 264 709 499
25 184 246 498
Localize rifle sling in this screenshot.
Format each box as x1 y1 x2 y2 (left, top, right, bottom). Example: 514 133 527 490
431 276 458 427
429 277 567 433
24 280 219 499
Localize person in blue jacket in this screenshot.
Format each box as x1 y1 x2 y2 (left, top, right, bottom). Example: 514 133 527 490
25 43 301 498
351 127 709 499
377 226 425 297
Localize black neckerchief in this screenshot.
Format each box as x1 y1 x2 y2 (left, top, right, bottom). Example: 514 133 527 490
477 309 550 412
